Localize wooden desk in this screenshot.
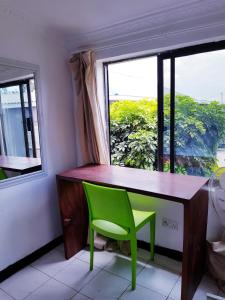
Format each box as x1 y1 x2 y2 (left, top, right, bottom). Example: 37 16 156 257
0 155 42 174
57 165 209 300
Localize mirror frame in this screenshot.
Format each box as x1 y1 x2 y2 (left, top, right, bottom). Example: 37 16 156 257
0 57 47 188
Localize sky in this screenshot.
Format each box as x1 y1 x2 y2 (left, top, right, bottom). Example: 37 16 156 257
108 48 225 103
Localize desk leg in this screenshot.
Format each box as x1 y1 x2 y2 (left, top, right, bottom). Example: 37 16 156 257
181 186 208 300
57 179 89 259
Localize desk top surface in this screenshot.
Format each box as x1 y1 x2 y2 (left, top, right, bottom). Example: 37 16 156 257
57 165 209 203
0 155 41 171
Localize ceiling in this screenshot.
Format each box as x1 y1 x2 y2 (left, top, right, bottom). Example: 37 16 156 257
1 0 225 51
0 65 32 84
0 0 189 34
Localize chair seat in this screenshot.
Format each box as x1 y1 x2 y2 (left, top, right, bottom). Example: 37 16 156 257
92 209 155 238
92 219 129 237
133 209 155 231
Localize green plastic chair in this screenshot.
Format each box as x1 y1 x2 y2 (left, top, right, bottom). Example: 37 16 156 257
83 181 156 290
0 168 7 180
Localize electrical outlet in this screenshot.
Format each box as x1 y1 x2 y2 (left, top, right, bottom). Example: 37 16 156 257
161 217 178 230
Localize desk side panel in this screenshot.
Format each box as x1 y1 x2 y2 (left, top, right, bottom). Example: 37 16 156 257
57 179 88 259
182 184 209 300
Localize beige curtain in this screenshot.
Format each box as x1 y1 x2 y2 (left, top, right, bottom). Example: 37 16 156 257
70 50 109 165
70 51 110 249
70 53 130 253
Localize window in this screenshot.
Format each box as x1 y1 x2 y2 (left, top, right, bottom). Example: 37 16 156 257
104 41 225 177
107 57 158 170
0 78 39 158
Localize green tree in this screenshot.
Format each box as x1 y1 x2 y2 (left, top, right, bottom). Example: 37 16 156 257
110 99 157 169
110 95 225 176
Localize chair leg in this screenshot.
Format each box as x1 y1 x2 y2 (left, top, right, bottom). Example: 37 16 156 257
90 227 94 271
150 214 156 261
130 236 137 290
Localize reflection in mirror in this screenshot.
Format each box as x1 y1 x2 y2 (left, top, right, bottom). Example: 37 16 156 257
0 63 42 181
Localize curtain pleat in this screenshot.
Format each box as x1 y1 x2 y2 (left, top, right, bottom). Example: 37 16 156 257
70 50 110 249
70 51 109 165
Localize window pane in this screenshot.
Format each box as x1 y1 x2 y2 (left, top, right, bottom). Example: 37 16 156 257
175 50 225 176
108 57 158 170
0 85 26 156
30 79 40 158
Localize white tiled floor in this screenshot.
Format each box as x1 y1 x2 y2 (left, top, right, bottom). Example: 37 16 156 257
0 244 223 300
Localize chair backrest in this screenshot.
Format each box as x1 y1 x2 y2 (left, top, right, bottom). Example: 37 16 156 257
0 168 7 180
83 181 135 230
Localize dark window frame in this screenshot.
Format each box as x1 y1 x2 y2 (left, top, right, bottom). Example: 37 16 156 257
103 40 225 173
0 78 37 157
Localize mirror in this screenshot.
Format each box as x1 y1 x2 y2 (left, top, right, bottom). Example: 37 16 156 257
0 58 43 183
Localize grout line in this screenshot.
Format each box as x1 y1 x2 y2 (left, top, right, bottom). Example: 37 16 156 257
102 260 146 282
166 276 181 300
56 259 103 294
41 275 79 293
29 264 85 294
20 269 78 300
0 287 17 300
118 284 131 299
22 277 52 300
30 264 80 293
29 254 103 295
101 268 131 283
29 252 83 278
135 280 173 298
0 266 52 300
68 291 79 300
117 284 131 299
30 264 59 279
77 291 94 300
76 267 104 293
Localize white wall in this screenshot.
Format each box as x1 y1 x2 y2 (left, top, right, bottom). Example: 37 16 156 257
0 16 76 270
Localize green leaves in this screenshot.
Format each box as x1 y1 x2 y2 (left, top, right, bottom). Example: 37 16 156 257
110 95 225 176
110 99 157 170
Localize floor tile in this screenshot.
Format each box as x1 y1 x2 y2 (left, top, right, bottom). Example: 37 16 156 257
55 243 66 255
154 254 182 274
54 259 100 291
193 275 219 300
136 263 179 296
0 266 49 300
120 284 166 300
80 269 130 299
31 249 72 277
25 278 76 300
137 248 152 263
104 254 144 281
168 278 181 300
0 289 14 300
71 293 92 300
78 249 115 268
